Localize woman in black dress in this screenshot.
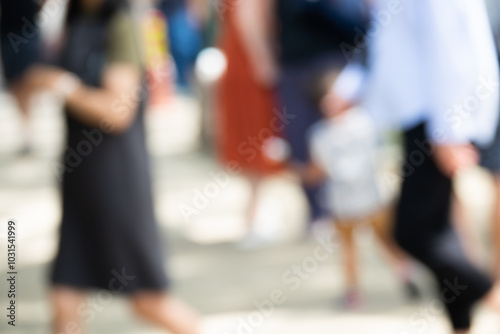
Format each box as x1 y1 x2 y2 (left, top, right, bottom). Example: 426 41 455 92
27 0 200 333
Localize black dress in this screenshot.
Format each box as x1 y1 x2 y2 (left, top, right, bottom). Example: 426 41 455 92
51 10 169 293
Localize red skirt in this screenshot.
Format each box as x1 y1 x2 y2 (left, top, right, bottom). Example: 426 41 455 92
215 17 283 176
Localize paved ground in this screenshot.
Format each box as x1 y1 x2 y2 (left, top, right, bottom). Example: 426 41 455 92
1 92 500 334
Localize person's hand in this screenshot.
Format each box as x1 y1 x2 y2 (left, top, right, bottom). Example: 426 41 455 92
252 56 279 88
433 144 479 178
25 65 67 91
320 92 356 117
335 96 355 114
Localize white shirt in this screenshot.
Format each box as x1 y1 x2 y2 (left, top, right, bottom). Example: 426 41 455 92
362 0 499 146
309 108 385 220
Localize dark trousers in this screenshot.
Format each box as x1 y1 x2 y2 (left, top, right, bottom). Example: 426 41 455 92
278 54 344 221
395 123 492 330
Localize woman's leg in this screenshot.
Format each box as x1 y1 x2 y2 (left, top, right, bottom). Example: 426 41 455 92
245 174 261 231
394 123 493 331
491 175 500 278
132 292 200 334
51 286 87 334
238 174 280 248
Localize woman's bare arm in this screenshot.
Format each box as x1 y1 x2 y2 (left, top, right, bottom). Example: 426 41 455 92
28 62 142 133
234 0 278 86
65 64 142 133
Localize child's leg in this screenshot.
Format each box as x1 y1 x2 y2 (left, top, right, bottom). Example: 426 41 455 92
370 207 407 265
335 221 358 290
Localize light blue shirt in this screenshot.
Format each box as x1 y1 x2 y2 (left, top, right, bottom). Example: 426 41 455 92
362 0 499 146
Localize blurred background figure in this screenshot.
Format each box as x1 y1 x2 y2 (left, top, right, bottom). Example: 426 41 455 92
24 0 200 333
304 66 420 309
140 6 175 108
363 0 500 332
273 0 370 231
215 0 284 247
157 0 203 92
0 0 43 154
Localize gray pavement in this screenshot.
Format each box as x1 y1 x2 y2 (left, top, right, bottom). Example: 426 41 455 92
0 93 500 334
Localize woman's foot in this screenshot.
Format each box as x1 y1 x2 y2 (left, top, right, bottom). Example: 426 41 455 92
485 281 500 313
132 293 201 334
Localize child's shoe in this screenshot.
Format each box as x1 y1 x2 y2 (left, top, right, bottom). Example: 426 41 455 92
340 288 362 310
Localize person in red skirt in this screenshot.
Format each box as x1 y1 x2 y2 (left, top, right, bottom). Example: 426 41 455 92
216 0 284 247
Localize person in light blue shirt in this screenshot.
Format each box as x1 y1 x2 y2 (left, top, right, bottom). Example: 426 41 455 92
358 0 500 332
364 0 499 146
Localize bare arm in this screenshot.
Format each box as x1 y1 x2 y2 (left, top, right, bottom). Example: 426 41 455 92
234 0 278 86
186 0 210 26
294 161 327 186
65 64 141 132
28 63 141 133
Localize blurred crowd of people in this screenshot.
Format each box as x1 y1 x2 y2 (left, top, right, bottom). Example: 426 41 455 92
4 0 500 333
